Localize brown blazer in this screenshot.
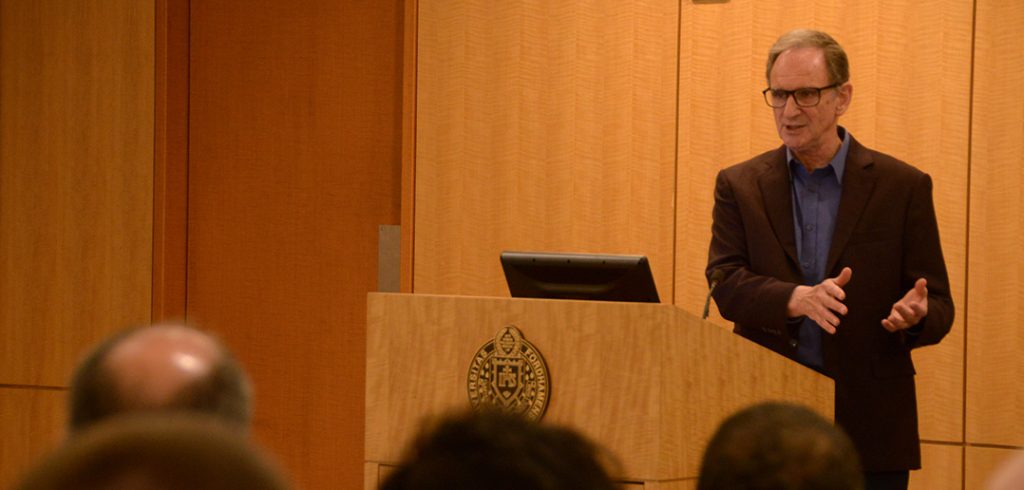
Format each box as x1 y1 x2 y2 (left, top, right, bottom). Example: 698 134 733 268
706 135 954 472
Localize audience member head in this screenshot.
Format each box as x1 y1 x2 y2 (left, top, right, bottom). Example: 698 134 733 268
380 409 621 490
68 323 252 434
698 401 864 490
987 450 1024 490
17 414 288 490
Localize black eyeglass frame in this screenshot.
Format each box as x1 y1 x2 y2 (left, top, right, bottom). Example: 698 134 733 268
761 83 842 108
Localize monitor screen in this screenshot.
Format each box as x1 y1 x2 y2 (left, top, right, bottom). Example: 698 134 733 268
500 251 660 303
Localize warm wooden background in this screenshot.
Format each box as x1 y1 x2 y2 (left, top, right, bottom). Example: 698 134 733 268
2 1 1022 489
965 1 1024 485
409 1 1023 489
183 0 402 488
0 0 154 485
412 0 679 299
0 0 401 488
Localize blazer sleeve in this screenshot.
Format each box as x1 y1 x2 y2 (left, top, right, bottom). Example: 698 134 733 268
707 168 800 339
902 172 955 348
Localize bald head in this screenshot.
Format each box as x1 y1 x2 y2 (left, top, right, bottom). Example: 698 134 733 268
104 325 222 409
69 324 252 434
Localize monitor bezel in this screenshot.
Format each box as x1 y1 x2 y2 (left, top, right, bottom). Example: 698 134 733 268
500 250 660 303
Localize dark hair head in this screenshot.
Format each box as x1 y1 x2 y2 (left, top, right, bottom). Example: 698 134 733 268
766 29 850 86
697 401 864 490
18 414 288 490
68 324 252 434
380 410 621 490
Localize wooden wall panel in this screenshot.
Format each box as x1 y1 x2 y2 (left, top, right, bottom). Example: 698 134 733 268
967 447 1024 490
675 0 970 443
400 0 418 294
153 0 190 322
0 389 67 488
967 0 1024 448
0 0 153 484
187 1 403 489
407 1 1024 486
413 0 679 299
0 0 154 385
675 1 774 319
909 443 962 490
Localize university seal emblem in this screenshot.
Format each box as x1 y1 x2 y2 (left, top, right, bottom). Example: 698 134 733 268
467 325 550 421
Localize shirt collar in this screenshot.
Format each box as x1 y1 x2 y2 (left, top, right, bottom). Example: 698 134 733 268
787 126 850 183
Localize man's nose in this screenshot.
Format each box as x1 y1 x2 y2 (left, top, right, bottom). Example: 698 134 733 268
781 95 802 116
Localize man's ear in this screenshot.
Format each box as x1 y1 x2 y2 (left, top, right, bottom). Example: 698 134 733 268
835 82 853 116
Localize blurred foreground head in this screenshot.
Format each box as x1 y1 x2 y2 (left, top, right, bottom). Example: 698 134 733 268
380 409 621 490
68 323 252 434
698 401 864 490
987 450 1024 490
17 414 288 490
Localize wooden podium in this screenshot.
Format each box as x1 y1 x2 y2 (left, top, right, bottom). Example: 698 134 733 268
365 293 833 488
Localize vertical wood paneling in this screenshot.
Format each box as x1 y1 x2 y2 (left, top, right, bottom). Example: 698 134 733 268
909 443 963 490
153 0 190 322
0 389 67 488
413 0 679 299
967 0 1024 448
401 0 418 294
0 0 154 385
0 1 154 485
675 1 767 320
187 1 403 488
406 1 1018 487
675 0 970 443
966 447 1024 490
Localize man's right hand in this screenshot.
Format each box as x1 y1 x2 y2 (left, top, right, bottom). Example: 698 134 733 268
786 267 853 334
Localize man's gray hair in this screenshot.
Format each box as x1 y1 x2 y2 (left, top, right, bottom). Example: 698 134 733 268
766 29 850 86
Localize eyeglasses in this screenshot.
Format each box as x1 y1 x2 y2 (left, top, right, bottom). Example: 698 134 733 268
762 83 840 108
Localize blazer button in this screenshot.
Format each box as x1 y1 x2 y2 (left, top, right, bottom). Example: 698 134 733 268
788 339 798 348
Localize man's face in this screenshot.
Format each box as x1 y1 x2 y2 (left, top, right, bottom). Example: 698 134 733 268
769 47 851 157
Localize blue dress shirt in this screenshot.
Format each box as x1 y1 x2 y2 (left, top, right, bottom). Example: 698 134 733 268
788 127 850 369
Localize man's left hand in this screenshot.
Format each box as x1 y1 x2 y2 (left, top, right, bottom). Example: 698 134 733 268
882 278 929 332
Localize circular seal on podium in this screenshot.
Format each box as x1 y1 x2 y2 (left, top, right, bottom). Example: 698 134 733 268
467 325 550 421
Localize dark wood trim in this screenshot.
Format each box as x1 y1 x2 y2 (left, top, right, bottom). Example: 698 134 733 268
400 0 417 293
152 0 190 322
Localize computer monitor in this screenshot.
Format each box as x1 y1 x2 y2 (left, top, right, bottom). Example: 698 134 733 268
500 251 660 303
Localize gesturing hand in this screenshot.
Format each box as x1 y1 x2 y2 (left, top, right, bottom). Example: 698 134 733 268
882 278 929 332
786 267 853 334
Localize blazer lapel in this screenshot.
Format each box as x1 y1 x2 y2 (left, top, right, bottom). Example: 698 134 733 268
826 137 877 274
757 147 800 268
